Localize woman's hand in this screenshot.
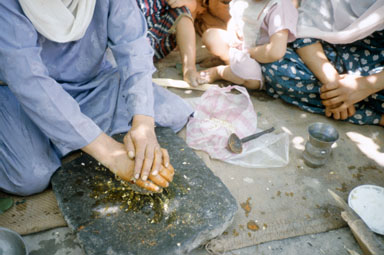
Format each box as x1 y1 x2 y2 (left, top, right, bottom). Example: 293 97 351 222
123 115 170 182
321 74 373 106
135 163 175 192
82 132 172 192
82 132 135 181
320 72 384 119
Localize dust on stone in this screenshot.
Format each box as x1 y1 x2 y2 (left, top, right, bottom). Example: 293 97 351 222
89 165 190 224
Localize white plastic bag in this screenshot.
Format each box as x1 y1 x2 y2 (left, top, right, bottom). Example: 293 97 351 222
186 85 289 168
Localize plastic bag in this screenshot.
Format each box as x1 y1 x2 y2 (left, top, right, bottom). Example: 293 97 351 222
186 85 289 168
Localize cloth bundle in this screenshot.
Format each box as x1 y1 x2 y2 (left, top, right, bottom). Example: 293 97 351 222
186 86 289 168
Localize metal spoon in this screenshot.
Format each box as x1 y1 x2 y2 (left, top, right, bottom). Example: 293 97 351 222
227 127 275 154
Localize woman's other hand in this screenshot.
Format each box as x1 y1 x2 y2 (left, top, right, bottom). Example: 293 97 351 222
82 133 135 181
320 72 384 120
123 115 170 182
135 163 175 192
82 132 171 192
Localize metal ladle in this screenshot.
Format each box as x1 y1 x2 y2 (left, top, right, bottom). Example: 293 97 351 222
227 127 275 154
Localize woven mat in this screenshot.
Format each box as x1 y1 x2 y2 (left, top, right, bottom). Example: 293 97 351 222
0 189 66 235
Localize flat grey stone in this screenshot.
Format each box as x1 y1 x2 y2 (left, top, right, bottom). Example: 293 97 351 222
51 127 237 255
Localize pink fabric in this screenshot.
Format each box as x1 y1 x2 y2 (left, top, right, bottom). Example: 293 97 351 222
229 0 298 83
258 0 298 45
186 85 258 160
229 47 263 83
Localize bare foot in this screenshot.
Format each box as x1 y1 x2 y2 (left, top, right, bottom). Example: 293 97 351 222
199 66 222 84
325 105 356 120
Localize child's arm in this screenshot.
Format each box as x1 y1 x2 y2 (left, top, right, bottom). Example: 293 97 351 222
247 29 289 63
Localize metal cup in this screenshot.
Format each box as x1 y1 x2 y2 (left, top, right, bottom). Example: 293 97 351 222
303 122 339 168
0 227 28 255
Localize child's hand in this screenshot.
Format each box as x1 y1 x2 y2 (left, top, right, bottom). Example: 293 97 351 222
166 0 196 11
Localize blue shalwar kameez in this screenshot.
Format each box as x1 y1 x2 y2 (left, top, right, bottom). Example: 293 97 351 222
0 0 193 195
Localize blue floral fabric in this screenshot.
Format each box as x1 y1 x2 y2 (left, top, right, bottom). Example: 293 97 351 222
262 30 384 125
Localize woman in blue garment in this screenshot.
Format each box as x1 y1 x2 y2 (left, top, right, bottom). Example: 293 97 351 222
261 0 384 126
0 0 193 195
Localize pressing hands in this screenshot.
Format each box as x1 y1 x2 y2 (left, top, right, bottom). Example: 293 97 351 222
123 115 174 192
82 115 174 193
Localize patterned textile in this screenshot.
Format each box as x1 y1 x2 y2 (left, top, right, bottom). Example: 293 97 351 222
136 0 192 61
262 30 384 125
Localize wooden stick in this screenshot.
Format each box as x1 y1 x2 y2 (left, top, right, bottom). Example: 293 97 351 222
153 78 214 91
341 211 384 255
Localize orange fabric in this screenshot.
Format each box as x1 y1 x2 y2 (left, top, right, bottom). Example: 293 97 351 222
194 0 231 36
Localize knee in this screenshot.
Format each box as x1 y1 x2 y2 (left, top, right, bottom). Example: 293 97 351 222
2 163 58 196
202 29 214 47
244 80 261 90
11 174 51 196
202 29 224 51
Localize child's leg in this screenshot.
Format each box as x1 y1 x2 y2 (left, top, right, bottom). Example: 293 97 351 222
201 65 261 90
202 28 230 64
176 16 202 87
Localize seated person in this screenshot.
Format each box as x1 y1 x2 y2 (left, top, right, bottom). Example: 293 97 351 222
199 0 298 90
136 0 207 86
0 0 193 195
262 0 384 125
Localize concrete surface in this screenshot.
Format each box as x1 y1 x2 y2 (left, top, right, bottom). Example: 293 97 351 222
23 226 364 255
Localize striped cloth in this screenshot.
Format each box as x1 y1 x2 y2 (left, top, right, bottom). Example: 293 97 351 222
136 0 192 61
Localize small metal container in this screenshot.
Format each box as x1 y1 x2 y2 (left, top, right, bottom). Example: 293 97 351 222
303 122 339 168
0 227 28 255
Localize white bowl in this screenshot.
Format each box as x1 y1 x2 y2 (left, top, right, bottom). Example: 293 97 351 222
0 227 28 255
348 185 384 235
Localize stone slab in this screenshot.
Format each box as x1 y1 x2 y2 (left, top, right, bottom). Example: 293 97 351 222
51 127 237 255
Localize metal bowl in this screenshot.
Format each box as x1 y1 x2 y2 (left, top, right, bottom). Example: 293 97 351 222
0 227 28 255
308 122 339 144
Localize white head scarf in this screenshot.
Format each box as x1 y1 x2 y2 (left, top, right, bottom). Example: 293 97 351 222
297 0 384 44
19 0 96 43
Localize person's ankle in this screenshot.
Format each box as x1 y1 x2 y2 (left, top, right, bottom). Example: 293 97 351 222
183 65 197 75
